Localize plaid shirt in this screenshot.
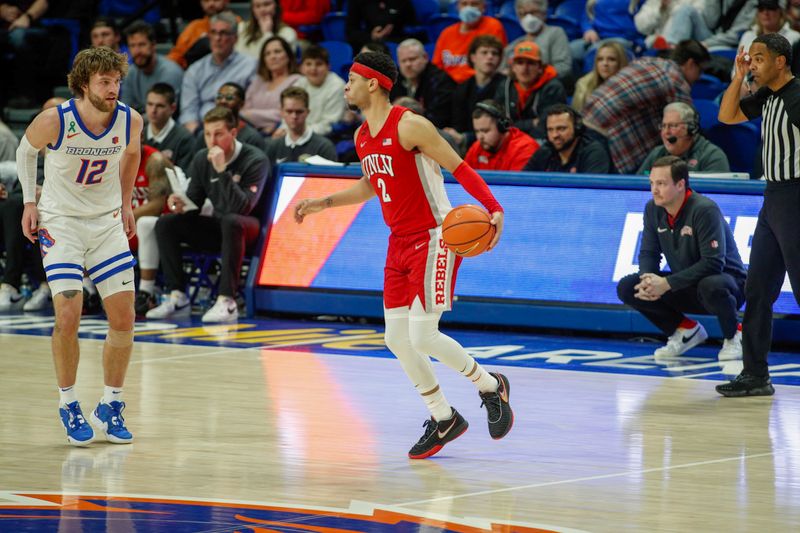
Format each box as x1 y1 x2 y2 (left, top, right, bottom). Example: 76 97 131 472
583 58 692 174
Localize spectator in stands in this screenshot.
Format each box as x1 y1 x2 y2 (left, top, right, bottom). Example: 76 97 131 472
144 83 196 170
294 45 345 136
265 87 336 163
432 0 507 83
617 156 746 361
198 82 267 152
503 0 572 83
570 0 641 66
180 11 257 133
524 104 613 173
148 106 270 323
90 16 127 56
0 0 51 108
583 39 710 174
168 0 232 69
737 0 800 54
494 40 566 139
638 102 730 174
236 0 297 59
702 0 757 49
389 39 455 129
280 0 330 39
132 153 174 317
444 35 506 153
392 96 461 151
634 0 718 49
122 20 184 113
0 96 58 312
788 0 800 32
345 0 418 51
571 41 628 112
240 35 301 135
464 100 539 171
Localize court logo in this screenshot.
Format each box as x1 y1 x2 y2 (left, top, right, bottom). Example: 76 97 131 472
0 493 572 533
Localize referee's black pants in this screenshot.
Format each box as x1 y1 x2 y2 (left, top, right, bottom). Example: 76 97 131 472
617 272 745 339
155 212 260 298
742 180 800 377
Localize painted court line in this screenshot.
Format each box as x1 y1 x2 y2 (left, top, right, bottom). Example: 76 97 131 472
393 451 776 507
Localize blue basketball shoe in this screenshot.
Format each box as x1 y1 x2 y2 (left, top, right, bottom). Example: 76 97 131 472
91 400 134 444
59 401 94 446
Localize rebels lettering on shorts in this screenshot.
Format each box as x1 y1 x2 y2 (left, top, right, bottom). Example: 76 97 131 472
361 153 395 179
435 241 448 305
65 146 122 157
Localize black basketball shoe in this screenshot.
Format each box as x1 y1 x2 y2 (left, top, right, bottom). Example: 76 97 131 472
479 372 514 439
135 290 159 319
408 408 468 459
716 372 775 397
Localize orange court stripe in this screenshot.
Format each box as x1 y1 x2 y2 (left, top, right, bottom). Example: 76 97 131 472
258 177 365 287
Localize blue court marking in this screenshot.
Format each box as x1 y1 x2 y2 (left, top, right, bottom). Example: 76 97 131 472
2 312 799 386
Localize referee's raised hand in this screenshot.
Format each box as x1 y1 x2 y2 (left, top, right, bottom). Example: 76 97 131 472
734 46 751 81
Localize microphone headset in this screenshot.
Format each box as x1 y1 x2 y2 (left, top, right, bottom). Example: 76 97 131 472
666 104 699 144
542 104 584 151
474 100 512 133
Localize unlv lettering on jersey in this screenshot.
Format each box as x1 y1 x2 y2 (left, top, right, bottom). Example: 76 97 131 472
361 154 395 179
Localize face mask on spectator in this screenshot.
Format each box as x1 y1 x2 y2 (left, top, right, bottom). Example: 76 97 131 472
459 6 482 24
520 14 544 34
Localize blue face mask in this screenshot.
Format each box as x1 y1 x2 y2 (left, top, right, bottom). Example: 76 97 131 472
459 6 482 24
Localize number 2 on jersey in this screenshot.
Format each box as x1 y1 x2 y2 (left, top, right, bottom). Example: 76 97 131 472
377 177 392 202
75 159 107 185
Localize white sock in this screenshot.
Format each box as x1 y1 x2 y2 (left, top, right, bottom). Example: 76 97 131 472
464 360 499 393
103 386 123 404
59 385 77 406
139 279 156 294
83 277 97 295
422 386 453 421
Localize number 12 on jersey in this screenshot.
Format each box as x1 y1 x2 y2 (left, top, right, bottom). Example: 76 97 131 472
75 158 107 185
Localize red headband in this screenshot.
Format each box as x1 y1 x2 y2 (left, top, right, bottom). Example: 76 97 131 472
350 62 394 91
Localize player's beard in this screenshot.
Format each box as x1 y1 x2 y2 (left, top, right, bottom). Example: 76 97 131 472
87 89 115 113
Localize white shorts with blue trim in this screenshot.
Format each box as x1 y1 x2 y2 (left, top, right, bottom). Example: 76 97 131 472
39 210 136 299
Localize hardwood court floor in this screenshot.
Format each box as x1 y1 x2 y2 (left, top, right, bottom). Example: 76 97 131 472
0 326 799 532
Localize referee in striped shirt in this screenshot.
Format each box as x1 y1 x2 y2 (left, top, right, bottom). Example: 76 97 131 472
717 33 800 397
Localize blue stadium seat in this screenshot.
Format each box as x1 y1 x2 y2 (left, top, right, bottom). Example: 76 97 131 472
319 40 354 80
496 0 517 18
40 18 81 65
411 0 440 21
426 14 459 43
693 98 721 133
553 0 586 23
424 42 436 59
705 121 761 175
692 74 726 100
711 48 738 62
547 15 582 41
498 15 525 42
386 41 399 62
322 11 347 41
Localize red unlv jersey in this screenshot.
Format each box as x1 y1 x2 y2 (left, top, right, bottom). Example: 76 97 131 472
355 106 451 236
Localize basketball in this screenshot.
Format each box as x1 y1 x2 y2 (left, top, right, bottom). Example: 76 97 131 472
442 205 496 257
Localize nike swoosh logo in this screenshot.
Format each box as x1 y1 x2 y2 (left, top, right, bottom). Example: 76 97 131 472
210 178 219 183
682 329 699 343
276 157 288 163
10 295 23 303
360 142 367 147
497 382 508 403
67 132 80 139
657 227 669 233
122 280 133 285
227 306 236 313
437 418 457 439
175 302 190 311
415 242 426 250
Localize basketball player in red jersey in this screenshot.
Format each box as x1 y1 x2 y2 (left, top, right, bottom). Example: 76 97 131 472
294 51 512 459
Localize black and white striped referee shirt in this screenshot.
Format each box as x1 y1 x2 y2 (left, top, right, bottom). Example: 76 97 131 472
741 78 800 182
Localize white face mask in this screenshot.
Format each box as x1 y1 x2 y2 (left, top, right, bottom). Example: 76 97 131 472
459 6 482 24
520 14 544 34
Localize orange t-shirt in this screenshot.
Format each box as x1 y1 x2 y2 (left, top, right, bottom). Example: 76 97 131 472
432 17 507 83
464 127 539 171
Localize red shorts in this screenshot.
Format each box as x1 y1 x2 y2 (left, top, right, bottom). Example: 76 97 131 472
384 227 462 312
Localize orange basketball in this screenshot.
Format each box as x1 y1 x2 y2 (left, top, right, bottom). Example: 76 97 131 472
442 204 496 257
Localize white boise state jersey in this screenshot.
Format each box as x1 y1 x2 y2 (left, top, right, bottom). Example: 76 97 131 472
40 99 131 217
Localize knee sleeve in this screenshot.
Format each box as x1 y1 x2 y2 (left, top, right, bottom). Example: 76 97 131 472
106 328 134 348
136 216 160 270
384 306 437 391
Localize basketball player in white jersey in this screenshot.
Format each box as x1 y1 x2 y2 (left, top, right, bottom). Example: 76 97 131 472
16 47 143 446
